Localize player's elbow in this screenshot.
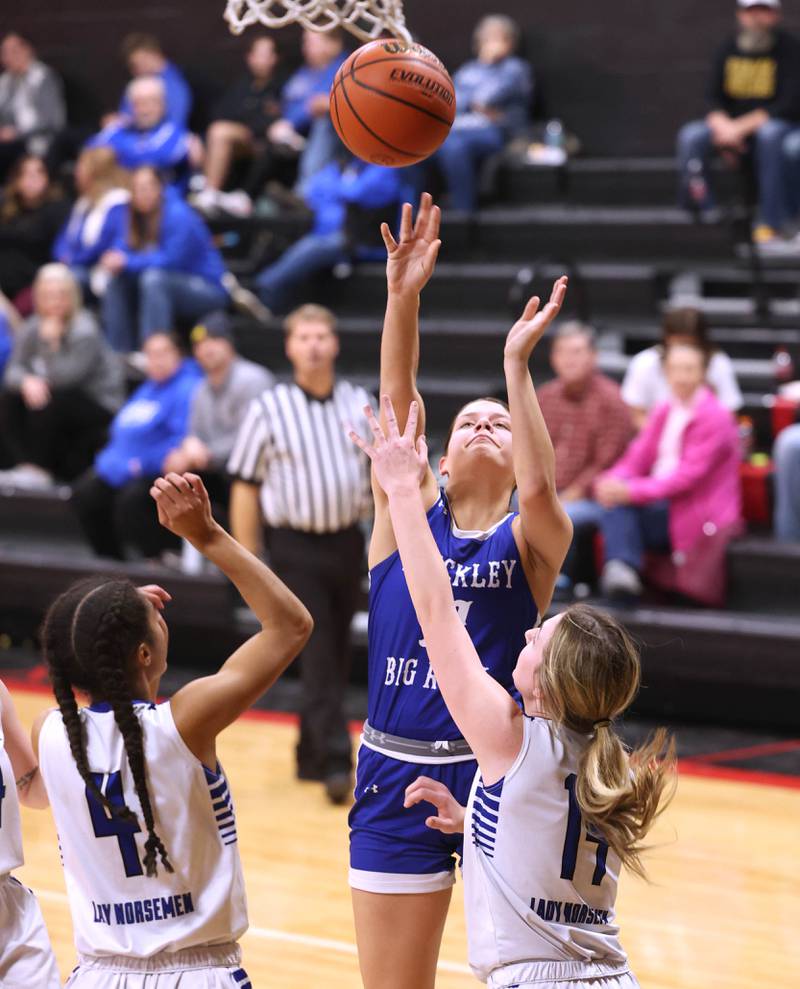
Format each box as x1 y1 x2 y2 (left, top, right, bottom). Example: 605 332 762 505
292 606 314 651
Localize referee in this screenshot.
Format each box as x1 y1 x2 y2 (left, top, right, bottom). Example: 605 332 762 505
227 304 374 804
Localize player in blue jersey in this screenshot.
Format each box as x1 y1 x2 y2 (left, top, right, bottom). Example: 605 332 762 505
33 474 312 988
348 193 574 989
354 398 676 989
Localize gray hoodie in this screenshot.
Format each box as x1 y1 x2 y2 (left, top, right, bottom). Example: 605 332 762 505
3 308 125 413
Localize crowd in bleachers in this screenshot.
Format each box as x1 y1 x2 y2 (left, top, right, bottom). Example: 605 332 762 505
0 7 799 619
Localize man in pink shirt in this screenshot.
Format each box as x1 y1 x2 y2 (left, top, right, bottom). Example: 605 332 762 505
539 321 634 597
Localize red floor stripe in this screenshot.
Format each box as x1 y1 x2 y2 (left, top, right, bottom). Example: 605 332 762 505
683 738 800 764
4 674 800 792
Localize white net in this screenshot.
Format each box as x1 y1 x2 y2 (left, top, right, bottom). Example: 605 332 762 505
224 0 412 44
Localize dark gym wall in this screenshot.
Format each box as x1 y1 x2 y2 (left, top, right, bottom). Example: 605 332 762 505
5 0 800 154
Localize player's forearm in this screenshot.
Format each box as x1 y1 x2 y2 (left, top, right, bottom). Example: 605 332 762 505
199 526 312 646
17 765 48 809
504 356 557 499
380 293 424 430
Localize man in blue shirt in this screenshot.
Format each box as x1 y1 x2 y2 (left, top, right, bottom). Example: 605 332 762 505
267 28 347 190
88 76 190 189
117 32 192 129
254 155 405 313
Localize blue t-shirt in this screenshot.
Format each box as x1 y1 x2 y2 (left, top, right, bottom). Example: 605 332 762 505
367 491 538 741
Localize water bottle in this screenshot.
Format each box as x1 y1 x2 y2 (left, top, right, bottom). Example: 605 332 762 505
773 347 796 384
544 119 565 149
738 415 754 461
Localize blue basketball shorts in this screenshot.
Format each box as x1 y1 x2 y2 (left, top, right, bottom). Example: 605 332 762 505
348 744 479 894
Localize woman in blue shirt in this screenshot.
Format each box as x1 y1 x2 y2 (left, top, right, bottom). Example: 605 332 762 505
53 147 129 297
98 166 229 353
70 331 202 559
432 15 532 211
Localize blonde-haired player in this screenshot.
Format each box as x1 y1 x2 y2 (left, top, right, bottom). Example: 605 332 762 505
0 680 60 987
352 398 676 989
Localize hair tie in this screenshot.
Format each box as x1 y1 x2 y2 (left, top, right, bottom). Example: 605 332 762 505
593 719 612 731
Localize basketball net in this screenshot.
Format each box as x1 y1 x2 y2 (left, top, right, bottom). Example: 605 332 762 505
223 0 412 44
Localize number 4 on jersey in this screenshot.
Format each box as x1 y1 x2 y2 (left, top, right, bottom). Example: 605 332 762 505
560 773 609 886
85 771 144 878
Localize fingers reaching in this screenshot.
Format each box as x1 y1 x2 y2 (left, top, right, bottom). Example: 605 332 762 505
399 201 414 243
381 393 400 437
380 221 398 253
521 296 541 322
364 403 385 445
402 399 418 441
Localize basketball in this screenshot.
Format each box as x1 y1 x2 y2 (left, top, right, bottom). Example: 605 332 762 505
329 38 456 167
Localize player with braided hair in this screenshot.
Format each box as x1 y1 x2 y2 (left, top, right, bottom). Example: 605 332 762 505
34 472 312 988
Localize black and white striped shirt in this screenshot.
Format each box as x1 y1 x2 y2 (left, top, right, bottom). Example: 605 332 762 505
227 379 375 533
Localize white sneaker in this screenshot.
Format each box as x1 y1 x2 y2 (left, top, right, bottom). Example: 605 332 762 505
216 189 253 218
600 559 643 598
192 187 223 214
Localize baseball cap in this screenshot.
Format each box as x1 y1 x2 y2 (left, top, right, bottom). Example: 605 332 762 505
190 310 233 344
738 0 781 9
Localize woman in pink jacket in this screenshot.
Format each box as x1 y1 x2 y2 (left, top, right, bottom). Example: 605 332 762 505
595 342 742 606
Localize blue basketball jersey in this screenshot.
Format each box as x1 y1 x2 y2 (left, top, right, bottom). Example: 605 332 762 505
367 491 538 741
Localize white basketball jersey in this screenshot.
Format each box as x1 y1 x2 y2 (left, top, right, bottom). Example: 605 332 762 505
463 716 630 984
0 700 24 875
38 701 248 958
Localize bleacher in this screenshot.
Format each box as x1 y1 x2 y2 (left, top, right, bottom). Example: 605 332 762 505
1 153 798 729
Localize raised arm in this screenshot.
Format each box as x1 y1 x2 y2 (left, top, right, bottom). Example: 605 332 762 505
370 193 442 566
504 279 573 613
1 680 49 809
352 398 522 784
150 473 312 768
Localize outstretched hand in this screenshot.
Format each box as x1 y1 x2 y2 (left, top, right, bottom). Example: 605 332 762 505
382 192 442 297
404 776 466 834
504 276 569 363
149 472 219 548
349 396 429 496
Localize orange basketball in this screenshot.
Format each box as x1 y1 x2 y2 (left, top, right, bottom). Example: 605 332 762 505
329 38 456 167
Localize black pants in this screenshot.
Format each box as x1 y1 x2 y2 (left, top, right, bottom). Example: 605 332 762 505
0 387 112 482
71 468 230 560
266 525 364 779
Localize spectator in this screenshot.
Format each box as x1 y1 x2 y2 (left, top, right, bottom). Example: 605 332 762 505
0 291 22 386
595 343 743 606
431 14 532 211
774 415 800 541
676 0 800 244
0 264 124 484
0 33 66 177
113 33 192 130
227 304 374 804
193 34 284 217
621 308 742 429
538 321 634 595
87 76 190 188
70 331 201 559
52 147 129 296
98 166 230 353
0 154 69 311
163 309 274 497
261 28 347 192
253 153 404 314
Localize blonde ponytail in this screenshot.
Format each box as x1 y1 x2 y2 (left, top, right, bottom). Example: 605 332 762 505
539 604 677 880
576 725 676 881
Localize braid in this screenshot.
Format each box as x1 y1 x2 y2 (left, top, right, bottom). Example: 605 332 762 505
92 587 172 876
42 577 173 876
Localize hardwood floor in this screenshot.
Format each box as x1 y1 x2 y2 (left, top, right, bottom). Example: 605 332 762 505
10 689 799 988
